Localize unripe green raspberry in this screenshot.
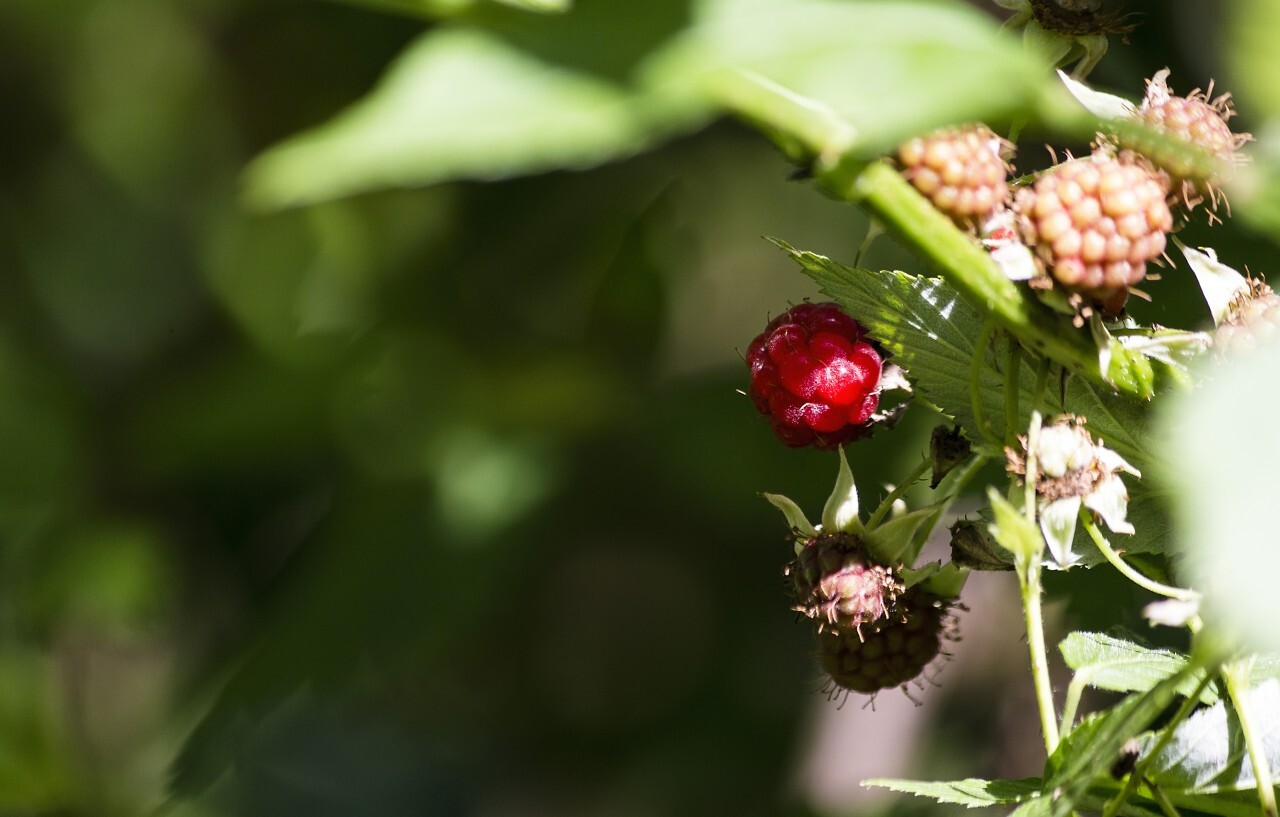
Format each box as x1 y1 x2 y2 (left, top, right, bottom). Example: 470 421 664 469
898 125 1012 230
1015 155 1172 314
787 532 901 635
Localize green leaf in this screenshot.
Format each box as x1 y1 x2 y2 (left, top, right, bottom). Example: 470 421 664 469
644 0 1044 158
245 28 702 209
1143 678 1280 794
1059 632 1215 703
1046 669 1193 817
863 777 1042 808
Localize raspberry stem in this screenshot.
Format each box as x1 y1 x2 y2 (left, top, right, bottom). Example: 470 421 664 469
1018 549 1060 755
1079 511 1199 601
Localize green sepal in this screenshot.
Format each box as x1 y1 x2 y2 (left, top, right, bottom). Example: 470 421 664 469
865 504 941 566
987 487 1044 561
761 492 818 547
821 446 863 535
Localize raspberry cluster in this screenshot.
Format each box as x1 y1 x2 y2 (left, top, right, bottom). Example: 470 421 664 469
1215 280 1280 356
1015 155 1173 314
898 125 1011 230
746 303 883 450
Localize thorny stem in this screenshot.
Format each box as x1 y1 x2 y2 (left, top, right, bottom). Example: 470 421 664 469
865 457 932 530
1080 513 1200 602
1004 338 1022 446
971 320 1003 450
1222 661 1279 817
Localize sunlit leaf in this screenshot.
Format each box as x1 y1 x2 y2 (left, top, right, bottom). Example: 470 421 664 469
1059 631 1215 703
864 776 1042 808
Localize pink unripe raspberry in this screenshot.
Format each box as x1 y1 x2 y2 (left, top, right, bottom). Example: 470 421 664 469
898 125 1012 230
1015 155 1172 314
746 303 883 450
787 532 902 636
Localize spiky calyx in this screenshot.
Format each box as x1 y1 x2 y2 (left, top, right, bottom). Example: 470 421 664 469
1215 279 1280 356
818 587 954 697
898 125 1012 230
787 532 902 635
746 303 884 450
1015 154 1172 315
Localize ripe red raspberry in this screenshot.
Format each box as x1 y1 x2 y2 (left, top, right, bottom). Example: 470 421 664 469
1015 155 1172 314
898 125 1012 230
787 532 902 635
746 303 883 450
818 587 954 698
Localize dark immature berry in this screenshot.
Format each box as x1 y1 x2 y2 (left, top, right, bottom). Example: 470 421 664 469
818 587 953 697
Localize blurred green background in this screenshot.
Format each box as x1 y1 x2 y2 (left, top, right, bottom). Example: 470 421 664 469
0 0 1272 814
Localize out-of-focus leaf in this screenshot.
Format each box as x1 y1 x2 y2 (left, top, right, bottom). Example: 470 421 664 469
1143 679 1280 794
642 0 1045 158
1159 338 1280 654
863 777 1042 808
332 0 569 16
1059 631 1214 703
1227 0 1280 121
245 29 701 208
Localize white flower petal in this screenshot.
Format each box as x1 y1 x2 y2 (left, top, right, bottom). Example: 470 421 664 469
1144 598 1200 628
1084 474 1133 534
1040 496 1083 569
1096 446 1140 478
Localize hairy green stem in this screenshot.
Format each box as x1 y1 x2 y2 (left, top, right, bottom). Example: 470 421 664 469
1080 513 1199 602
971 320 1003 450
822 161 1153 399
1019 551 1059 755
866 457 932 530
1004 338 1022 446
1223 661 1279 817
